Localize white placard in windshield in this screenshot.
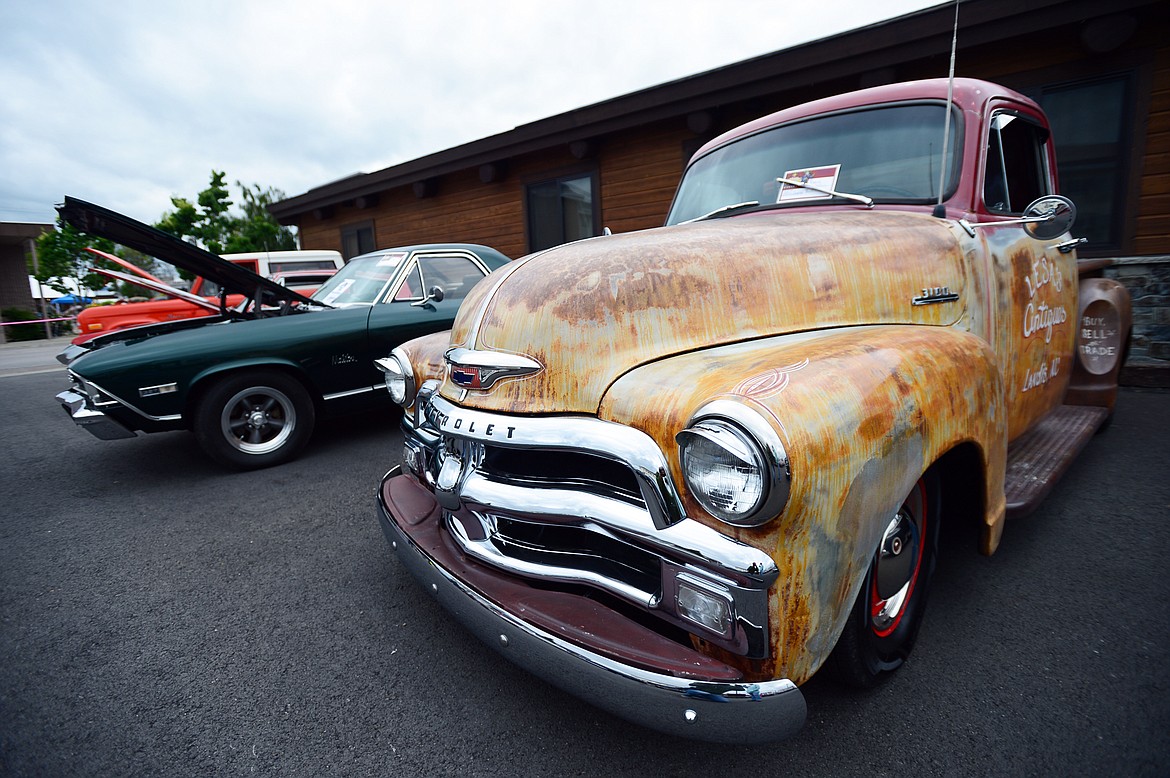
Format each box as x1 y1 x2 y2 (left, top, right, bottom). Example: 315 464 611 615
377 252 407 267
778 165 842 203
320 278 355 306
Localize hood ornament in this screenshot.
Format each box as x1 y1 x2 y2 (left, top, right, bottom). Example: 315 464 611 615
445 347 542 390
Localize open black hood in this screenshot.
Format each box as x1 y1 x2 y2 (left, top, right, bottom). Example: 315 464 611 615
57 196 319 308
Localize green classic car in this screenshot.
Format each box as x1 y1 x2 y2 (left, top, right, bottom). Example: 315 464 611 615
55 197 510 469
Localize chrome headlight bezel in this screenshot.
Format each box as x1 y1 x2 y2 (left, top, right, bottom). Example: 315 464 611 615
374 348 416 407
675 401 791 527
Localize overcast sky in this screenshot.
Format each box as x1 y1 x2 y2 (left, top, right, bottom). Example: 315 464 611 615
1 0 941 228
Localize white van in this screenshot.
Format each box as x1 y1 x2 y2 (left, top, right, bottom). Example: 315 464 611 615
219 249 344 276
203 250 345 296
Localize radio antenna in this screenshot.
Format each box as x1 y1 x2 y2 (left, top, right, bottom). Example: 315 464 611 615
934 0 960 216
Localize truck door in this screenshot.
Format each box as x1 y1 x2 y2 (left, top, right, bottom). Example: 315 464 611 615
980 107 1078 440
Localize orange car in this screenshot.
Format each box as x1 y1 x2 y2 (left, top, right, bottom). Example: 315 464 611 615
73 249 342 343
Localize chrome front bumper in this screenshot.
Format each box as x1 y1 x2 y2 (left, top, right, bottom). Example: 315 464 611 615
376 468 807 743
56 388 136 440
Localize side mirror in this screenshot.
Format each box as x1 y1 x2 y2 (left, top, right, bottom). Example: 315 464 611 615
1023 195 1077 240
411 285 445 308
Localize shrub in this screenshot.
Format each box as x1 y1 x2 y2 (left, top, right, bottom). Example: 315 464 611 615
1 307 47 342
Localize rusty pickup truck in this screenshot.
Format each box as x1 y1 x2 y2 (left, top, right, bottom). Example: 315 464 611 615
372 78 1132 742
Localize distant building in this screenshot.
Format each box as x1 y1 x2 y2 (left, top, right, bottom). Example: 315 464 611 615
0 222 52 343
270 0 1170 375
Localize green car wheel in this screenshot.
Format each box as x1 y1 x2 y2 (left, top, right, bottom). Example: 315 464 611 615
193 370 315 470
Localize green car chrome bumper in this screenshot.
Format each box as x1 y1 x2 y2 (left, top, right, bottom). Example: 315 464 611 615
56 388 136 441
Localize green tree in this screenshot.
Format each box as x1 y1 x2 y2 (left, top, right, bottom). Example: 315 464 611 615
227 183 298 253
156 170 296 255
31 219 117 297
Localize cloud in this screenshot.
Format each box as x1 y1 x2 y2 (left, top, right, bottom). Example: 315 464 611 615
0 0 939 225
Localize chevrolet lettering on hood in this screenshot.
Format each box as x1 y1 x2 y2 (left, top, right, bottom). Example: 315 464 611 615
425 403 518 440
371 79 1133 743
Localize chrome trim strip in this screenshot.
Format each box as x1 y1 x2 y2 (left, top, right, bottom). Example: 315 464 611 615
70 372 182 423
321 384 381 401
377 491 806 743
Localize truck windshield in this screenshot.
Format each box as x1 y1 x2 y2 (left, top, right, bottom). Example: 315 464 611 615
666 103 960 225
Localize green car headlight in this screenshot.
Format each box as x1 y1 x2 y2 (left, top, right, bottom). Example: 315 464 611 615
374 349 415 407
676 402 790 527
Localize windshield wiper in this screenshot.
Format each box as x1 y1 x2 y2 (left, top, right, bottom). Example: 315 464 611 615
684 201 761 223
776 177 873 208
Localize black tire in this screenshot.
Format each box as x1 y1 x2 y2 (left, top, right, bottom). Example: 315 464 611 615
825 474 938 688
192 370 315 470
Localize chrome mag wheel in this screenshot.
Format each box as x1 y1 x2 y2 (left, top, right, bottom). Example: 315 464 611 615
220 385 296 455
193 370 315 470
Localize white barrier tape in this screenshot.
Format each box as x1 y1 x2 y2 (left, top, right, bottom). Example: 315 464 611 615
0 317 75 326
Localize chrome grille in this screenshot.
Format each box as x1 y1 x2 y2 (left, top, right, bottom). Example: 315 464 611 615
405 392 779 658
492 516 661 595
479 446 645 507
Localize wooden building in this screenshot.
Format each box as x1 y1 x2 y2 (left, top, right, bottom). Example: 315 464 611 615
0 222 51 343
270 0 1170 371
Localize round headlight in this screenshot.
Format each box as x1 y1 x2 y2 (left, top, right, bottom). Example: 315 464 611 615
676 402 790 527
677 420 767 524
374 350 415 406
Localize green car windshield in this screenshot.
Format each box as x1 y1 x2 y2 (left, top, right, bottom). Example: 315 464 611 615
666 103 960 225
311 252 407 306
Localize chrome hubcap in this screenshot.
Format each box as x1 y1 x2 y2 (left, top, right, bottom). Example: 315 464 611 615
221 386 296 455
871 495 923 636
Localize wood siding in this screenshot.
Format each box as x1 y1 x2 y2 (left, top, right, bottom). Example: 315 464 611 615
1137 48 1170 256
291 2 1170 263
597 124 691 234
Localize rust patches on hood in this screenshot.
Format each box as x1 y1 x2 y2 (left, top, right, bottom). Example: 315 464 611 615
444 211 965 413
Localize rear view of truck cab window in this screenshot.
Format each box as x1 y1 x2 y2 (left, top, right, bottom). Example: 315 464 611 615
984 112 1052 214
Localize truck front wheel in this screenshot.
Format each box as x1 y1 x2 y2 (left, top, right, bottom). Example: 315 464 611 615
826 474 937 687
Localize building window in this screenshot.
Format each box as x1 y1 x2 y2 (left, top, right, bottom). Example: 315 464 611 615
1030 75 1131 251
526 172 597 252
341 221 375 259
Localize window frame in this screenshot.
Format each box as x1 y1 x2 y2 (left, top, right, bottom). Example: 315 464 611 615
382 250 493 305
341 220 376 260
1027 72 1138 254
982 109 1054 216
523 167 600 253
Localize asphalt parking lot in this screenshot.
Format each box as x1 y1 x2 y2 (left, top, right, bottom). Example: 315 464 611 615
1 342 1168 776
